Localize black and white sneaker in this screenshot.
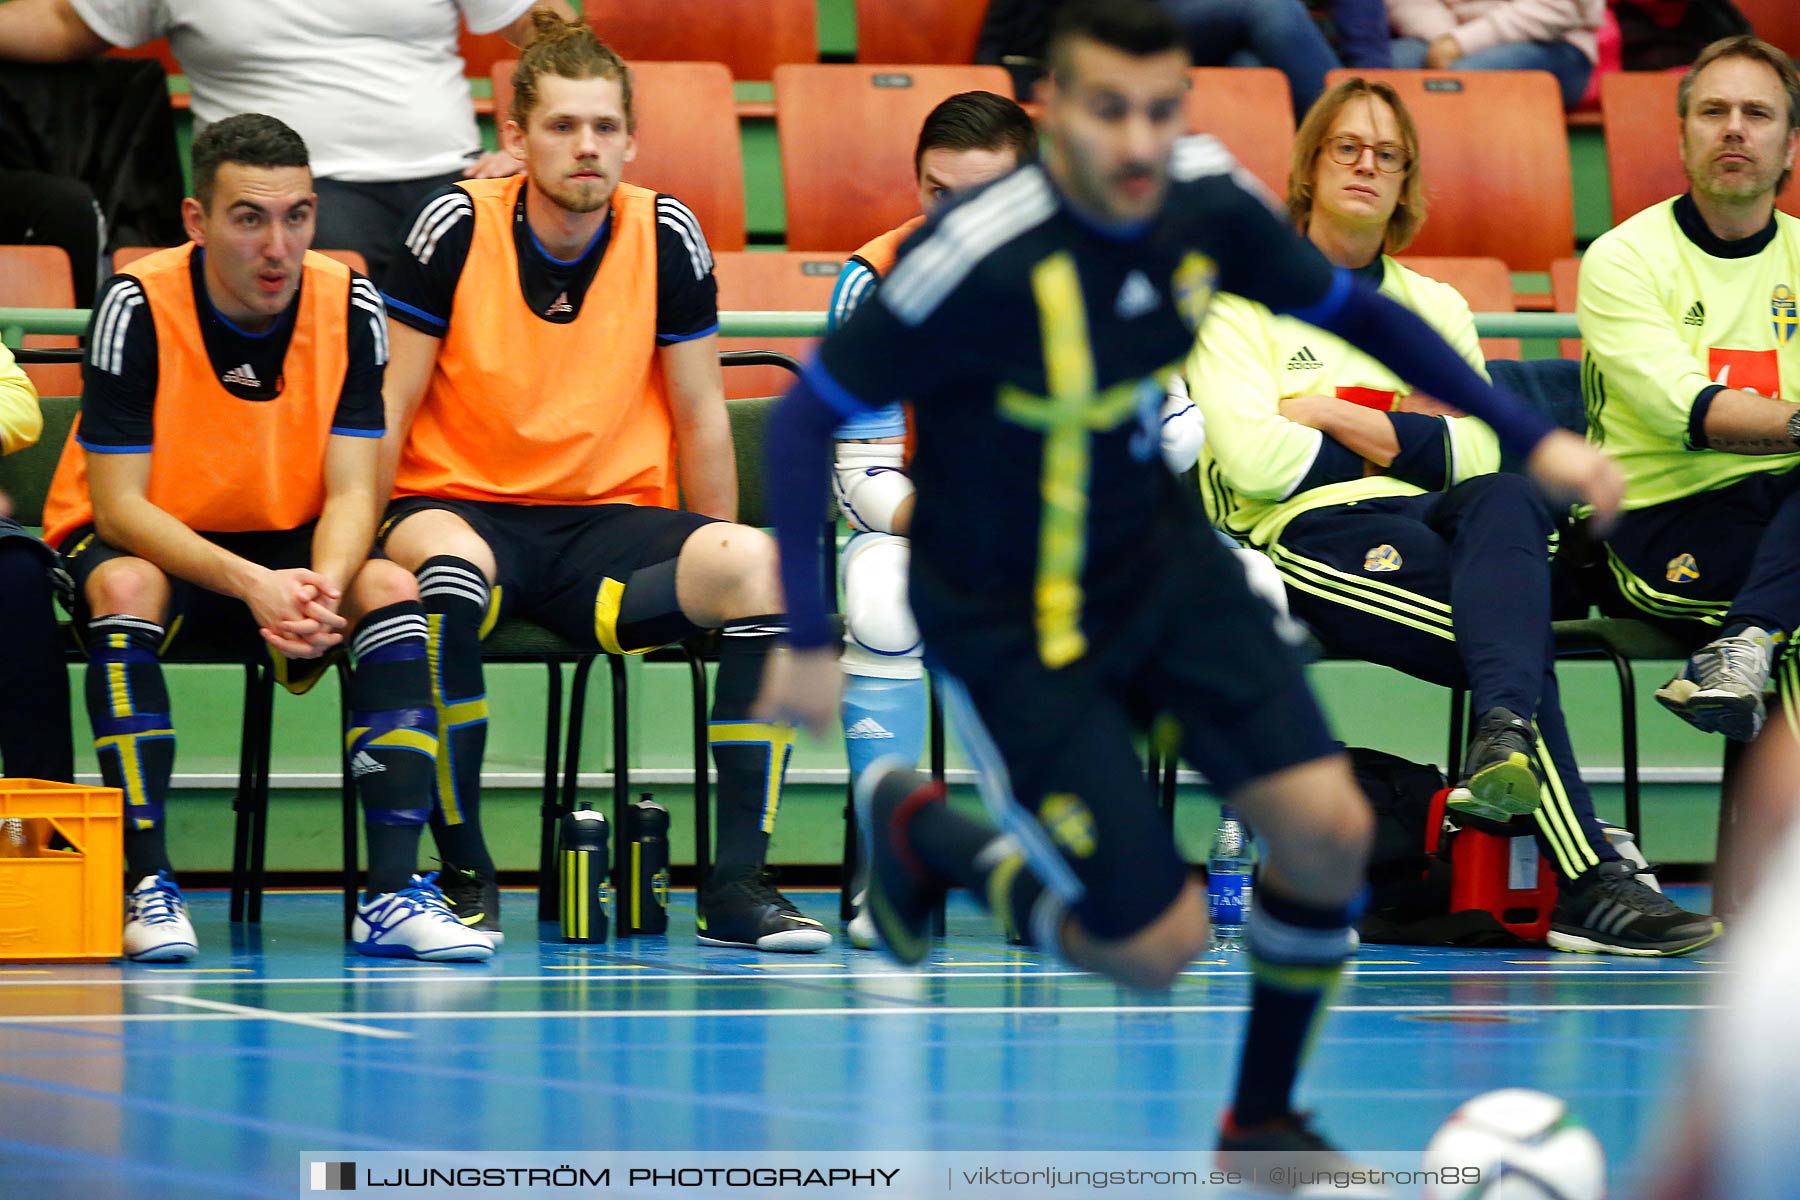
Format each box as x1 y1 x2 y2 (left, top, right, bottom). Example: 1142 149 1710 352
123 871 198 962
1548 860 1723 956
853 758 947 966
1655 631 1774 742
437 861 503 946
697 872 832 953
1447 707 1542 823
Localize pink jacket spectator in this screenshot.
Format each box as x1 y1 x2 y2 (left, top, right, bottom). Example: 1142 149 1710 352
1387 0 1606 63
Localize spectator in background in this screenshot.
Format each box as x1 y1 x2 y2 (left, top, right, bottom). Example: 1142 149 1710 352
1156 0 1341 114
1315 0 1395 69
0 340 72 784
978 0 1374 112
0 0 575 283
0 168 104 307
1387 0 1607 109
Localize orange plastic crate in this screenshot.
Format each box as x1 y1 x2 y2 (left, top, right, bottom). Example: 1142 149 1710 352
0 780 123 961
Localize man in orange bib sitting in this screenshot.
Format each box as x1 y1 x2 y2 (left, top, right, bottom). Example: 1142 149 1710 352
378 13 824 953
43 114 488 963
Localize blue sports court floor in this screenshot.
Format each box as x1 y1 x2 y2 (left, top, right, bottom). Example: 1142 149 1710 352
0 886 1716 1199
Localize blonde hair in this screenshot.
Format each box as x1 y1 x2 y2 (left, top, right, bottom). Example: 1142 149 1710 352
510 9 633 132
1287 77 1426 254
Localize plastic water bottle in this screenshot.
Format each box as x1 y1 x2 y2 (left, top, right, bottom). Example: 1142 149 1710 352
1208 805 1253 951
559 809 610 944
627 794 671 935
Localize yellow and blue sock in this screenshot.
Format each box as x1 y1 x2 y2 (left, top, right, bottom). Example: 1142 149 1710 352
417 555 494 876
85 614 175 879
345 601 437 896
709 615 796 882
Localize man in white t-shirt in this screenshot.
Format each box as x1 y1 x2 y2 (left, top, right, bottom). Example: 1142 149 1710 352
0 0 573 282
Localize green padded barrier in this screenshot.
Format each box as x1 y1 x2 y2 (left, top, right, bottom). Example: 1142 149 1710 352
0 308 1586 345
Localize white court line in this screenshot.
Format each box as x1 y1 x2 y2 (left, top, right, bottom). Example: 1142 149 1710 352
142 993 413 1040
0 967 1721 989
0 1001 1719 1033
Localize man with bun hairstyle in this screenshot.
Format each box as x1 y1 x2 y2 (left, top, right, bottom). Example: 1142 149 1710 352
380 12 824 953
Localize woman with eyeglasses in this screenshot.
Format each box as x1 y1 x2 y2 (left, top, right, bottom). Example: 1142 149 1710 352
1185 77 1720 956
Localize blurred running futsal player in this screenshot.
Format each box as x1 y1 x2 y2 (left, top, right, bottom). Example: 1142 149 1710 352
756 0 1623 1182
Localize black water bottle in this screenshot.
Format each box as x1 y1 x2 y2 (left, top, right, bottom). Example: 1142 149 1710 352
560 809 610 943
628 795 671 935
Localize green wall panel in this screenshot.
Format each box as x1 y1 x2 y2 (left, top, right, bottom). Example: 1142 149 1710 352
72 648 1727 873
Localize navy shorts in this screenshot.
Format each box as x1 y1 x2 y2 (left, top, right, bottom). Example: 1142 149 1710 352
915 519 1339 941
57 523 333 689
382 497 720 652
1598 465 1800 641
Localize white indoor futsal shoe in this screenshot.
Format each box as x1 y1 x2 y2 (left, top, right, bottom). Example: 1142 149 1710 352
352 872 494 962
123 870 198 962
847 889 879 950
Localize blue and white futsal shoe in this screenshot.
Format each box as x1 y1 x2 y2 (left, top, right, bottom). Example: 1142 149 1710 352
1656 629 1774 743
124 870 199 962
352 872 494 961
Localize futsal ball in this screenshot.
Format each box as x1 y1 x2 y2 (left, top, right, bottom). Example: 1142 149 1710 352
1422 1088 1606 1199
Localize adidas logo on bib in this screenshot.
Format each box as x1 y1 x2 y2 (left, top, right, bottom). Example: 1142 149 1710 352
545 292 574 318
222 362 259 387
845 717 895 740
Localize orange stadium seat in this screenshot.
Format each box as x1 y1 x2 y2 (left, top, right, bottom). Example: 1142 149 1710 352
493 60 748 252
1324 69 1574 271
1396 256 1522 361
112 247 370 276
0 245 81 395
1737 0 1800 57
712 251 847 399
457 25 515 79
774 63 1015 250
855 0 987 65
1550 256 1582 362
1601 71 1800 225
585 0 816 80
1184 68 1295 197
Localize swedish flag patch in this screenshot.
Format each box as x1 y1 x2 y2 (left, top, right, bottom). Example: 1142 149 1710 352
1774 285 1797 346
1666 552 1700 584
1363 544 1403 573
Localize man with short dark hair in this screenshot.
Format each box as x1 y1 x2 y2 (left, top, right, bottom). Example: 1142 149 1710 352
41 113 487 963
1580 34 1800 744
759 0 1621 1175
828 90 1037 947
